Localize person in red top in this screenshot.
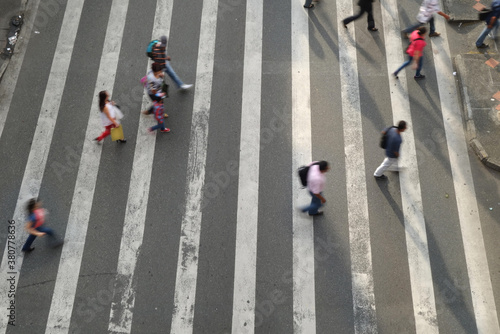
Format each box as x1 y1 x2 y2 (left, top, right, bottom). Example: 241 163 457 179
147 99 170 133
393 26 427 79
22 198 63 252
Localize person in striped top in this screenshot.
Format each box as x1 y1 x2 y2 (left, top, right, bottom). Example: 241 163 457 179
151 36 193 91
148 99 170 133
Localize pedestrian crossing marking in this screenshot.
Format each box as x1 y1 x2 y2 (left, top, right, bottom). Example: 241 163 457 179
170 0 219 332
0 1 496 333
0 0 86 332
291 0 316 332
231 0 263 331
380 0 439 332
45 0 130 332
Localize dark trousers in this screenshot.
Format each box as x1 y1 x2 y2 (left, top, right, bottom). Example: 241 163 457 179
22 226 57 250
343 6 375 29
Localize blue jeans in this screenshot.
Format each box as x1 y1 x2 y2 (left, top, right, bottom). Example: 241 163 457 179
476 20 500 46
22 226 56 250
165 61 184 88
403 16 435 35
151 120 166 131
302 191 323 215
394 55 423 77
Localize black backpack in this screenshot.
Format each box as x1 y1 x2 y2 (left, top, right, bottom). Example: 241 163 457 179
298 162 319 187
379 126 397 149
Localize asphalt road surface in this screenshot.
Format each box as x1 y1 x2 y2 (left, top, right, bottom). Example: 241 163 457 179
0 0 499 333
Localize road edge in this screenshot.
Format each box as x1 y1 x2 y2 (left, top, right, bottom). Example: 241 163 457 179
454 54 500 172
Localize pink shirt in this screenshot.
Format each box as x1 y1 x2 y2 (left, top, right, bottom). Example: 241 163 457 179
407 30 426 57
307 164 325 194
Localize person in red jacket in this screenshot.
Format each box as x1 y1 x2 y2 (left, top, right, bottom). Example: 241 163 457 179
22 198 63 252
393 26 427 79
147 99 170 133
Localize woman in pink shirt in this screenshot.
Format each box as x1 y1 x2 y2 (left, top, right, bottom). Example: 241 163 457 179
393 26 427 80
301 161 330 216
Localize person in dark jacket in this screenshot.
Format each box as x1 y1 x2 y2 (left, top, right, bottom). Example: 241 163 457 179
151 36 193 90
476 0 500 48
374 121 407 180
343 0 378 31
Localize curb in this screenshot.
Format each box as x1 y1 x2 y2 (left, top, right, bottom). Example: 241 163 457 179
0 0 28 83
454 54 500 172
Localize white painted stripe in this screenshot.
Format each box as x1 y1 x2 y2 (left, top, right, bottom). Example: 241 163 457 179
231 0 262 331
0 0 85 332
380 2 438 333
170 0 219 332
44 1 130 333
107 1 172 333
432 12 500 333
336 1 377 333
0 0 40 140
291 1 316 333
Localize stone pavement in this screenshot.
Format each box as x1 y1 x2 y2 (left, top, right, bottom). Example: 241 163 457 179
456 52 500 171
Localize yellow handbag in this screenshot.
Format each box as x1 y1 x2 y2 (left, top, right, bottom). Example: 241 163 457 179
111 125 124 141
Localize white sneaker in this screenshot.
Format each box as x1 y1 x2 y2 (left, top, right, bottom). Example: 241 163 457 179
180 84 193 90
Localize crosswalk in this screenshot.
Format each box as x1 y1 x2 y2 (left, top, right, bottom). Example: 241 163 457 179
0 0 498 333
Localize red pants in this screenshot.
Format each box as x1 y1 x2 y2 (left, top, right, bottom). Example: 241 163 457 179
97 124 116 142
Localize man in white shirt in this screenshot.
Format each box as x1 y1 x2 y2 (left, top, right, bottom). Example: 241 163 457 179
402 0 450 37
301 161 330 216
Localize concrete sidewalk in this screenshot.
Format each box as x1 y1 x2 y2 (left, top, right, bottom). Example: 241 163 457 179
455 52 500 171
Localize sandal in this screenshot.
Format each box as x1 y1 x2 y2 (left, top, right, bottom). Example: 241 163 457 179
304 4 314 8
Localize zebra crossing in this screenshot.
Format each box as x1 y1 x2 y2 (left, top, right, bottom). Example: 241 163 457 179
0 0 498 333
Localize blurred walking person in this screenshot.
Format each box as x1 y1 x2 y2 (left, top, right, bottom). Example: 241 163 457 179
374 121 407 180
300 160 330 216
402 0 450 37
476 0 500 48
94 91 127 143
150 36 193 90
148 99 170 133
342 0 378 32
393 27 427 80
142 62 168 117
22 198 63 252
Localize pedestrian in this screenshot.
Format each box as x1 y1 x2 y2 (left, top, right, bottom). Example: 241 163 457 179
147 99 170 133
342 0 378 32
393 27 427 80
142 62 168 118
303 0 319 9
300 161 330 216
476 0 500 48
22 198 63 252
94 91 127 143
402 0 450 37
374 121 407 180
151 36 193 90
